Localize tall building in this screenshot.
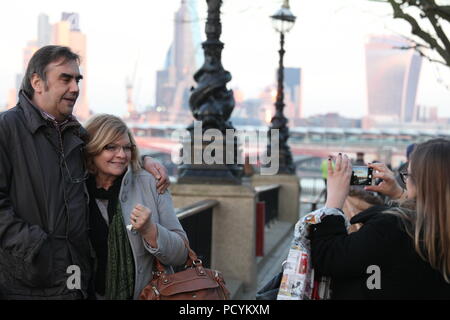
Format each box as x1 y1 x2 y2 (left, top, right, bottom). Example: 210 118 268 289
284 67 302 125
7 12 90 121
259 86 277 125
54 12 90 121
258 67 302 126
364 35 422 128
38 13 52 47
155 0 203 124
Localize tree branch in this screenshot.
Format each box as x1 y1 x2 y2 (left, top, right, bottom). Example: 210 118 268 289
425 5 450 21
386 0 450 66
420 0 450 57
395 44 449 66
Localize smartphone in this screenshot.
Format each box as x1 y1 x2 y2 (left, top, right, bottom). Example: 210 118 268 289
350 166 373 186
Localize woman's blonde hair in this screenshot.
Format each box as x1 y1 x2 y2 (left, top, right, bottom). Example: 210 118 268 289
84 114 141 173
386 138 450 282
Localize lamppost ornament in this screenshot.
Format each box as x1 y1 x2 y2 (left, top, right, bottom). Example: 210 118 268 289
189 0 234 132
267 0 296 174
178 0 243 184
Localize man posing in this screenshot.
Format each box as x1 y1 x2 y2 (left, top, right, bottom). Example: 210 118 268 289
0 45 169 299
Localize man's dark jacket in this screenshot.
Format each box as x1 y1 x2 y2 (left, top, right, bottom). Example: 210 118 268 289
0 92 93 299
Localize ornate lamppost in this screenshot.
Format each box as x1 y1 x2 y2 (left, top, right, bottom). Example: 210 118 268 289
177 0 242 184
267 0 296 174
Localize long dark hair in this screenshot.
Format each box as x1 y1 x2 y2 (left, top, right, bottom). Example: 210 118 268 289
387 138 450 282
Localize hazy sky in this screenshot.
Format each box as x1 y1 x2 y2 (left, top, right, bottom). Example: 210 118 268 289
1 0 450 118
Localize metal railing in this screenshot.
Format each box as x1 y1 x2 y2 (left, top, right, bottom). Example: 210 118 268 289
254 184 281 226
176 199 219 268
299 177 326 213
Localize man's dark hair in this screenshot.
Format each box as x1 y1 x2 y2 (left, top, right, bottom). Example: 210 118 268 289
21 45 80 98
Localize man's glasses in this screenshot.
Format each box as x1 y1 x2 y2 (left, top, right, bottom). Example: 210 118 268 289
399 171 411 185
103 143 135 154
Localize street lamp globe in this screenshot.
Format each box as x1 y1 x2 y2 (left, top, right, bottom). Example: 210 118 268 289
270 0 296 34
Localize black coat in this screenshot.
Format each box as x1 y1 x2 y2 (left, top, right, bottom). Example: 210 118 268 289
310 205 450 299
0 92 93 299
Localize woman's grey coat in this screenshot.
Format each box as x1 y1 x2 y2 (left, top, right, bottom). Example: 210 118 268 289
118 167 188 299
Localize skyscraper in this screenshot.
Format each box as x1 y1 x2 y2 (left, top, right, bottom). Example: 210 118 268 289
7 12 90 121
155 0 203 124
55 12 90 121
364 35 422 127
284 67 302 125
38 13 51 47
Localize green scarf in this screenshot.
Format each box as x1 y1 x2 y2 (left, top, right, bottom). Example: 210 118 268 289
105 202 135 300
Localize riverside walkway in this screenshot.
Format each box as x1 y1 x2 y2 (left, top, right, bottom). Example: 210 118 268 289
238 191 325 300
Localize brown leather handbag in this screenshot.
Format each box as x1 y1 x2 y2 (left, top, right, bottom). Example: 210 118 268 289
139 242 230 300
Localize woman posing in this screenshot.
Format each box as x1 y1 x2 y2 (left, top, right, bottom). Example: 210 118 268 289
85 114 188 300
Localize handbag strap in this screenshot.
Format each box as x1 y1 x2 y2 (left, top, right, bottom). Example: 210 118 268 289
153 238 200 275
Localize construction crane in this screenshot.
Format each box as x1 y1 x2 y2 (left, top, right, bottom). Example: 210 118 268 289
125 52 142 120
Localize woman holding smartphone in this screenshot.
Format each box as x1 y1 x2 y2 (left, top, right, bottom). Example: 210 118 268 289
310 139 450 299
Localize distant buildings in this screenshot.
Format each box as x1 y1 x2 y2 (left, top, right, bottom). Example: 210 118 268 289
6 12 90 121
241 67 302 127
38 13 51 47
364 35 422 129
284 67 302 126
153 0 202 124
302 112 361 128
149 0 305 128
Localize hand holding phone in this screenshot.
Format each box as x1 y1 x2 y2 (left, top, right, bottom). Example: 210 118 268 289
325 154 353 210
364 163 404 199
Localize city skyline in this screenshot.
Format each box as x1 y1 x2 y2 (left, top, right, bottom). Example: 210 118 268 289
364 35 422 128
6 12 90 120
154 0 202 124
1 0 450 120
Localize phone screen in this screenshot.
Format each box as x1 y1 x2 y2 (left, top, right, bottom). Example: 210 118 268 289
350 166 373 185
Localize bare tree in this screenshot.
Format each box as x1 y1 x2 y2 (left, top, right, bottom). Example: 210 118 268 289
372 0 450 67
